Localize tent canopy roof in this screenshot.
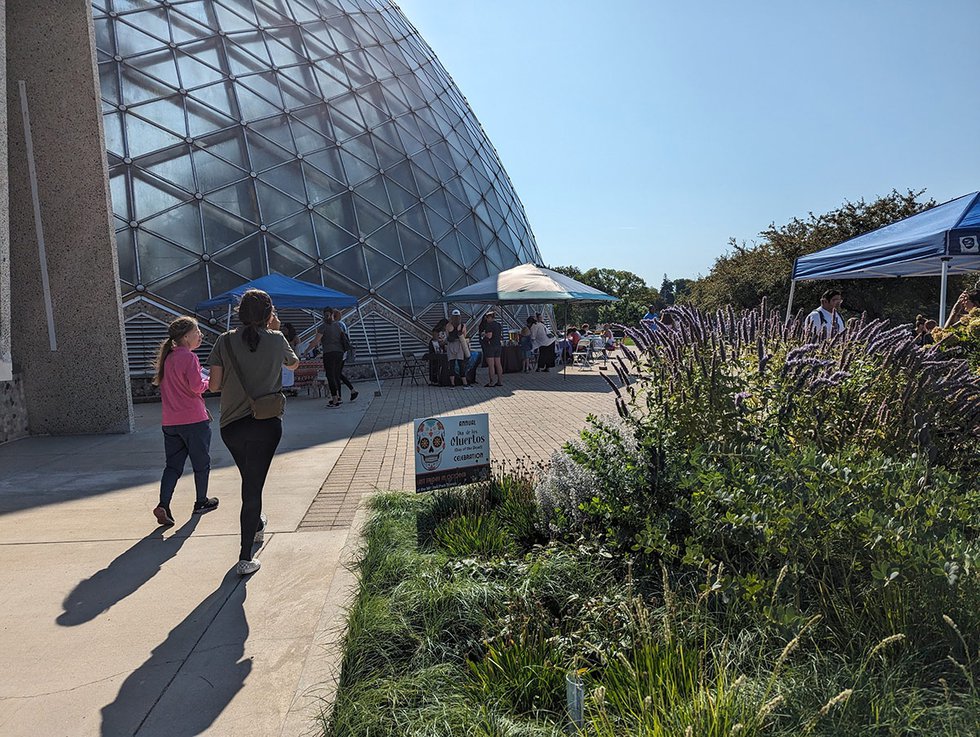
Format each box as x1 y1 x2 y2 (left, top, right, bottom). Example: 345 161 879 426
195 273 357 311
792 191 980 281
438 263 619 304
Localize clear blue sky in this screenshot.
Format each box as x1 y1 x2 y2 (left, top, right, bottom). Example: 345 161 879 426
396 0 980 287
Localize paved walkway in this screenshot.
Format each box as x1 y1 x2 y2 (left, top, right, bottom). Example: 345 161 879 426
0 367 614 737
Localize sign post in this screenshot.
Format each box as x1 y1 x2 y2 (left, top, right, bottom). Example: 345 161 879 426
413 413 490 492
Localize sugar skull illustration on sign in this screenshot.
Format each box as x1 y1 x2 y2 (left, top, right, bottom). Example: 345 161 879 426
416 418 446 471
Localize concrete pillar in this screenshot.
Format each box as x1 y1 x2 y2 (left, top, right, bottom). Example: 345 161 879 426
6 0 133 434
0 0 10 384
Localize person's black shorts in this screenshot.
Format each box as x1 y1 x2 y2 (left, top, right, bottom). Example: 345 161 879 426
484 347 502 359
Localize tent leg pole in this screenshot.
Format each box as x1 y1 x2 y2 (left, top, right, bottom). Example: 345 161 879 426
939 258 951 325
785 280 796 323
563 303 567 380
225 304 232 330
358 303 382 395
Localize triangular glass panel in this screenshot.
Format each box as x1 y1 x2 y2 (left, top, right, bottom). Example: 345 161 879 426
253 1 293 28
125 117 185 158
211 233 266 278
250 115 298 154
235 86 282 122
407 271 440 309
385 177 417 216
292 104 334 142
376 273 412 313
208 181 261 223
313 63 350 100
339 148 375 185
238 72 284 109
213 2 258 33
104 112 125 156
202 201 257 250
185 97 237 138
170 8 214 43
195 129 250 169
287 0 320 23
139 147 197 192
95 18 115 55
312 214 358 252
137 231 199 282
171 1 216 28
443 187 470 224
265 28 308 67
224 39 271 76
176 50 225 88
290 117 332 155
110 170 130 221
362 246 403 287
331 93 366 129
194 147 248 192
428 143 457 181
414 115 441 146
244 129 293 170
187 81 238 119
257 181 306 222
121 65 175 106
352 194 390 236
394 116 425 155
327 17 358 53
383 160 417 196
303 162 347 204
151 262 211 305
114 19 168 58
397 223 430 264
207 261 250 297
142 202 205 253
408 162 440 199
279 63 321 97
330 107 366 142
133 171 188 219
134 49 181 89
399 203 431 239
130 95 187 137
422 202 452 241
267 235 314 277
371 134 406 171
457 217 481 256
322 246 369 289
314 192 357 234
115 226 137 285
355 96 387 130
259 160 307 202
355 175 392 214
301 25 339 62
378 79 410 116
435 247 464 288
468 259 489 282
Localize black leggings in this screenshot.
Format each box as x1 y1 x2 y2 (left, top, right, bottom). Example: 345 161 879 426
323 351 344 397
221 416 282 561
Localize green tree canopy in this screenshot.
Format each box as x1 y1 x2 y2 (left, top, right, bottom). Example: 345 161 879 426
686 189 972 321
549 266 660 327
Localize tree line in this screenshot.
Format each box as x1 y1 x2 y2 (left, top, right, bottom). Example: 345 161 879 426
550 188 973 327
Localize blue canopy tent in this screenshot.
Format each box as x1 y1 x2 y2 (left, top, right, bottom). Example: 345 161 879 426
196 273 380 392
788 191 980 323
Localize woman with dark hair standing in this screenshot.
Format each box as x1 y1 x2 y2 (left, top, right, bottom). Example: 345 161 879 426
208 289 299 575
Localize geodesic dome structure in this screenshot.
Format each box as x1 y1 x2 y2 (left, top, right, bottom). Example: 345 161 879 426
93 0 542 370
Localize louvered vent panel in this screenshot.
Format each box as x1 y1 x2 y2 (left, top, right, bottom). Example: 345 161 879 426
415 303 448 328
125 313 214 377
348 314 425 360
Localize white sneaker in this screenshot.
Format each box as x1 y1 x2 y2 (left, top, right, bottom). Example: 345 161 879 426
254 513 268 544
236 559 261 576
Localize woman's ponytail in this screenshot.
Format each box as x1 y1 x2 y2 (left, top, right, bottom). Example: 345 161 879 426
153 317 199 386
237 289 273 352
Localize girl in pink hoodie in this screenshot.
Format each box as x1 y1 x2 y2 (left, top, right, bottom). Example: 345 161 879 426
151 316 217 526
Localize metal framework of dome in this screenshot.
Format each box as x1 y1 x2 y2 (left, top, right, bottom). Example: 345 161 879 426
93 0 541 357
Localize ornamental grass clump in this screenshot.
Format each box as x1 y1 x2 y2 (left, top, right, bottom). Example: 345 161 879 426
620 299 980 476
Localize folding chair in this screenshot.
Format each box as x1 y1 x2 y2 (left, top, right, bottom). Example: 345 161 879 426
400 351 427 386
571 340 592 368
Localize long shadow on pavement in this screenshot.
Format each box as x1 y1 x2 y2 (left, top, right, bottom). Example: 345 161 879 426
57 516 201 627
100 571 250 737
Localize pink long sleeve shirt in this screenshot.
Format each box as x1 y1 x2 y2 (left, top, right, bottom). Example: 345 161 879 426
160 346 210 426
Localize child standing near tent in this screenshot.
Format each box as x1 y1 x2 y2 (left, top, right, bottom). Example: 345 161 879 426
152 316 218 526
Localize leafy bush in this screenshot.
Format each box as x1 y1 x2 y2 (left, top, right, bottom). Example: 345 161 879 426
934 306 980 370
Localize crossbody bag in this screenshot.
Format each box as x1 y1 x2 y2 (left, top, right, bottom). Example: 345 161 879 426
223 333 285 420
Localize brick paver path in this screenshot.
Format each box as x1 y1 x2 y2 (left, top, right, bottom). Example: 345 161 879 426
298 367 617 530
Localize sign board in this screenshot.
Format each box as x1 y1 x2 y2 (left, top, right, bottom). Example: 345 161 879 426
413 413 490 492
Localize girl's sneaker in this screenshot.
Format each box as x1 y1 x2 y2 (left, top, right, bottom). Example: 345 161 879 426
193 497 219 514
254 513 268 544
153 505 175 526
236 559 261 576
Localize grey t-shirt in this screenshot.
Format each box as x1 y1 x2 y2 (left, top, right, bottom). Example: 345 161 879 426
318 321 347 354
208 328 299 427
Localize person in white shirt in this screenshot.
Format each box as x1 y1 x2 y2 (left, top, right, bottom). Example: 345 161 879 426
806 289 845 337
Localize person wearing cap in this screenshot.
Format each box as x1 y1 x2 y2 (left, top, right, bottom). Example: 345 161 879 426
481 309 504 387
445 309 471 388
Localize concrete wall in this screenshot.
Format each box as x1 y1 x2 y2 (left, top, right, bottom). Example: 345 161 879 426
5 0 133 434
0 0 10 385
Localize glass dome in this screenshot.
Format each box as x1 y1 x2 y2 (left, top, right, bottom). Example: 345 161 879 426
93 0 541 335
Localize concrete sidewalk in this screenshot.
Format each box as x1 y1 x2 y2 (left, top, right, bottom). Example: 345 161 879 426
0 366 616 737
0 391 372 737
